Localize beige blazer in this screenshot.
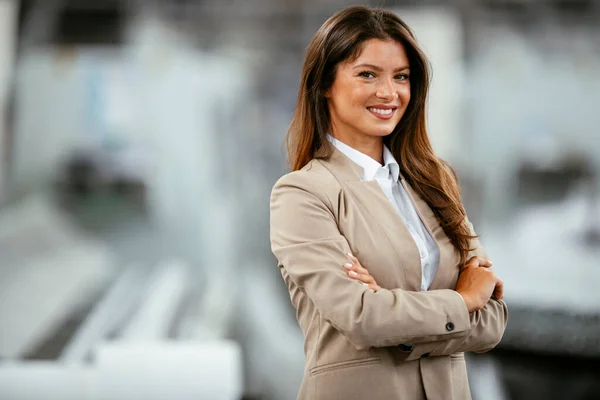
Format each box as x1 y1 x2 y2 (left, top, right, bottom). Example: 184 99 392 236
270 147 508 400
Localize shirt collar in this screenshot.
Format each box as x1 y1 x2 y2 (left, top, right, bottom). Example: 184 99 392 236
382 145 400 182
327 134 400 182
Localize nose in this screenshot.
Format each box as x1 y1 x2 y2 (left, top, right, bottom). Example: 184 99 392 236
375 78 398 100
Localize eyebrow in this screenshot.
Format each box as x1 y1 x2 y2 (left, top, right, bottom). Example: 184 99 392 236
352 63 410 72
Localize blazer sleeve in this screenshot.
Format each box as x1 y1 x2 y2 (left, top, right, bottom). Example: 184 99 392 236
270 172 472 351
400 217 509 361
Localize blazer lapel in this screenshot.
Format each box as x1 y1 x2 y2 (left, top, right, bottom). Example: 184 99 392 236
345 180 422 291
398 175 461 290
318 147 423 292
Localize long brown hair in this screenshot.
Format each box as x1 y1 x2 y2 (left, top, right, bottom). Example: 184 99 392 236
286 5 476 266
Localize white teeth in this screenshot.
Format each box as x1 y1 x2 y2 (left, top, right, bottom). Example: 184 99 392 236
368 107 393 115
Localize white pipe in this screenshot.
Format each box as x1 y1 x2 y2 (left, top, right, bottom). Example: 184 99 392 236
120 259 188 340
60 265 149 363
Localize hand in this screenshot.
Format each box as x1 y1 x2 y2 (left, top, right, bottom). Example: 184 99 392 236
468 256 504 300
344 253 381 292
456 256 504 313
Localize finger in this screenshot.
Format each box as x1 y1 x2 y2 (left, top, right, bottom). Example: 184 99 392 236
360 282 380 292
344 263 377 286
465 256 480 269
370 284 381 292
347 253 363 270
348 270 375 284
493 278 504 300
466 256 479 264
466 258 493 271
359 273 375 284
353 262 370 276
343 262 371 279
346 252 357 263
493 288 502 300
361 281 380 292
492 279 503 299
467 256 493 268
346 253 371 275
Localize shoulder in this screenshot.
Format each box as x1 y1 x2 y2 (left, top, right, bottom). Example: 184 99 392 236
271 158 340 208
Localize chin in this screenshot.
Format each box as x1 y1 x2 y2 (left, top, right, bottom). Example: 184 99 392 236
366 125 397 137
363 119 401 137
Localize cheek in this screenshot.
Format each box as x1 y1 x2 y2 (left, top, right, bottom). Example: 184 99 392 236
400 85 411 104
331 83 357 108
348 86 371 107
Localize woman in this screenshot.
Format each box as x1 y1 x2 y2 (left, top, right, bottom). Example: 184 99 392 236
270 6 508 400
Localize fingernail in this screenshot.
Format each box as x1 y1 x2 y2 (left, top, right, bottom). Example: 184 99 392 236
349 271 358 277
346 252 353 258
344 263 353 269
361 282 369 286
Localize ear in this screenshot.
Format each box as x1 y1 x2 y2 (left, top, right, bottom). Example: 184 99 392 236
323 87 331 99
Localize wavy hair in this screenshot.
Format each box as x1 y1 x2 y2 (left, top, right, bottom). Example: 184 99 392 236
286 5 476 266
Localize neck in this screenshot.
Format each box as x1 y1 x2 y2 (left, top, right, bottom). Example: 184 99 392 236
331 131 384 164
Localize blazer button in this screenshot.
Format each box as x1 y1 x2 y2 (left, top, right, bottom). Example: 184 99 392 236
397 343 415 352
446 322 455 332
421 352 430 358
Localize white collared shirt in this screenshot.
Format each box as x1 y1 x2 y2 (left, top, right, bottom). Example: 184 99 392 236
328 135 440 291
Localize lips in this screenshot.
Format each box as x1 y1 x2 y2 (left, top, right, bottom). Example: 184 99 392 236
367 106 397 120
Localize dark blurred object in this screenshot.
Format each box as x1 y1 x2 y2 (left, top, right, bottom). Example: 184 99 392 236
501 306 600 358
57 150 148 228
55 2 125 45
516 153 600 248
64 156 99 197
18 0 125 47
492 349 600 400
516 154 594 206
61 154 145 203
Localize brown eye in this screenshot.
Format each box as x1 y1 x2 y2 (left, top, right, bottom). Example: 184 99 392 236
358 71 375 79
395 74 410 81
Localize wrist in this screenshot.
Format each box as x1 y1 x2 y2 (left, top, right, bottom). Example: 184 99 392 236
456 291 474 312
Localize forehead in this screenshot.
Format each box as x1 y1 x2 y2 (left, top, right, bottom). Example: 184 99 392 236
347 38 409 66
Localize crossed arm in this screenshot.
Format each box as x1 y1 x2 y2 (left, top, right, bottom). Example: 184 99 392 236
344 252 508 360
270 173 508 357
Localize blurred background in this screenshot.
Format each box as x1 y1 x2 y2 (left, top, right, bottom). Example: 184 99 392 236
0 0 599 399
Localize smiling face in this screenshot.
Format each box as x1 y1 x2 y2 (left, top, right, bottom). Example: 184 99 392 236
325 38 411 144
